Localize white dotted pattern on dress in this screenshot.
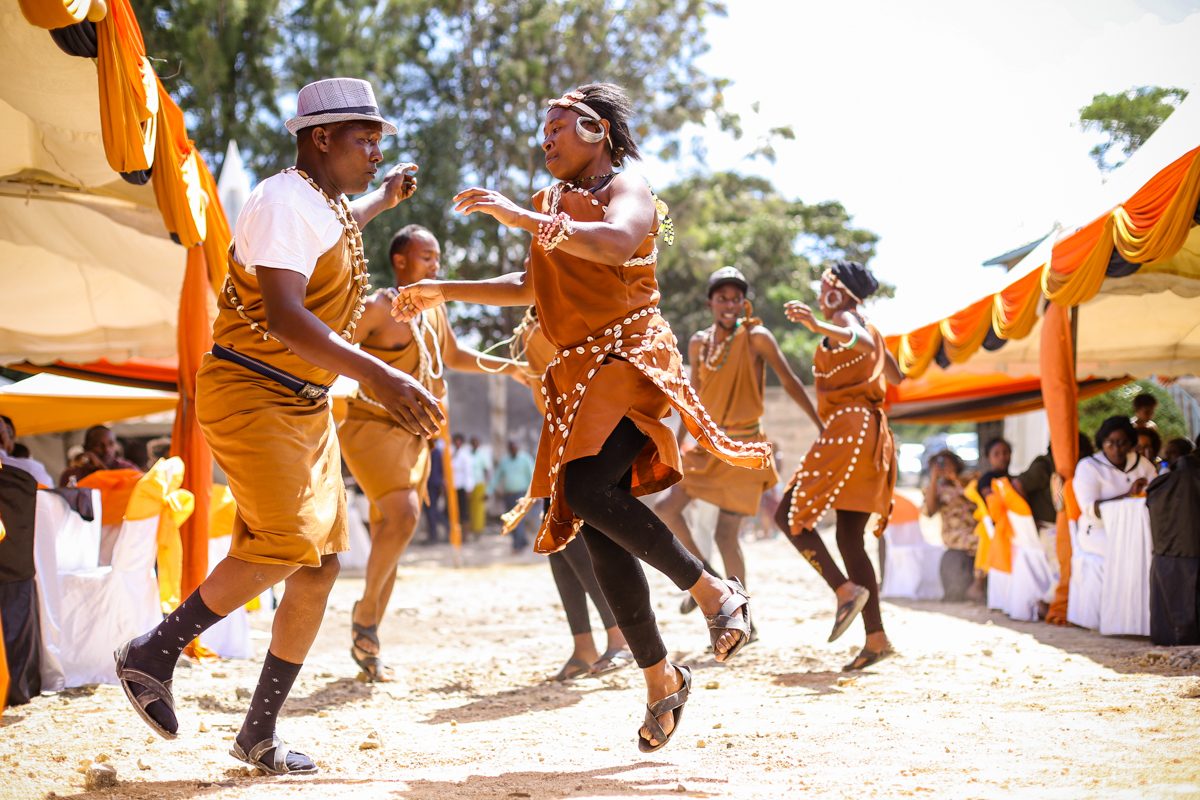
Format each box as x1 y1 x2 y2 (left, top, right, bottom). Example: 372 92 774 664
786 406 872 530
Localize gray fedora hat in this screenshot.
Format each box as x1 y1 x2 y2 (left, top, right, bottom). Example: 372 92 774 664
285 78 397 136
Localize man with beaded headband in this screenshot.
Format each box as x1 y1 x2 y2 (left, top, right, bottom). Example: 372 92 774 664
340 223 527 682
395 83 768 752
114 78 445 775
776 260 904 672
657 266 824 608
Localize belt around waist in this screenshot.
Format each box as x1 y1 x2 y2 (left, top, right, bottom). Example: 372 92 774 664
211 343 331 401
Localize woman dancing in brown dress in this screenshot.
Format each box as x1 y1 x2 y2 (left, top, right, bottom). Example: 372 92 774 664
777 260 903 671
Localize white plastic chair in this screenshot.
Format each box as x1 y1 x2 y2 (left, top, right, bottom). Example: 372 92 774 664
56 514 162 686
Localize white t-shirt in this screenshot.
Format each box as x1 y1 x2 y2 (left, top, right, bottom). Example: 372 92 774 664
1073 452 1158 534
233 171 344 280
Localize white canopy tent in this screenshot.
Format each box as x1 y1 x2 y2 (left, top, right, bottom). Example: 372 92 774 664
0 1 185 366
918 95 1200 381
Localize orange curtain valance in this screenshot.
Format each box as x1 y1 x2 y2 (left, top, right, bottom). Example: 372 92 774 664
895 321 942 379
152 83 208 248
939 296 993 365
96 0 158 174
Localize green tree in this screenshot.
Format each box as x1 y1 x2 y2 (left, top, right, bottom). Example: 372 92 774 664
134 0 286 176
654 171 883 382
1078 86 1189 173
1078 379 1187 444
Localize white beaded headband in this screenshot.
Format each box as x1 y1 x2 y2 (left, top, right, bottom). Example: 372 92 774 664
821 268 862 303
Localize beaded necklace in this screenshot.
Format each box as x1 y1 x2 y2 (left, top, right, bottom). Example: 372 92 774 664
223 167 371 343
702 321 741 371
543 175 674 267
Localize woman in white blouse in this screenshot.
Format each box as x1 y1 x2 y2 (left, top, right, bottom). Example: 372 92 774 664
1073 415 1159 556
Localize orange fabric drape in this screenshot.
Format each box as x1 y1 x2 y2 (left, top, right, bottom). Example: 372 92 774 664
95 0 158 175
17 0 88 29
151 83 207 248
170 246 216 600
1040 303 1078 624
984 481 1013 574
939 296 993 364
1043 215 1115 307
1114 146 1200 265
77 468 143 525
196 159 232 294
992 266 1043 341
896 322 943 379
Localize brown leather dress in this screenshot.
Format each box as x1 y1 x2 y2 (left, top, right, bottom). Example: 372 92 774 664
339 304 451 523
527 184 771 553
782 324 897 538
196 230 363 568
680 323 780 516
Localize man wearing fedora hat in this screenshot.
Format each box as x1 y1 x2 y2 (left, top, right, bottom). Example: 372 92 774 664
115 78 444 776
657 266 824 607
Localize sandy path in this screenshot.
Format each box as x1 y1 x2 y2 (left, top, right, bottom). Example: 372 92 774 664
3 533 1199 800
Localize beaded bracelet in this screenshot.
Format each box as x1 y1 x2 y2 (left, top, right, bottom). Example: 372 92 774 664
839 330 859 351
537 211 573 252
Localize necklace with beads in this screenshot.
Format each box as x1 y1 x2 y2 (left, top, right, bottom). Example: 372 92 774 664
224 167 371 343
702 321 740 371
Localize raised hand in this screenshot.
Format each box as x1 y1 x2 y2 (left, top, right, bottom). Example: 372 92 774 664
785 301 820 332
366 368 445 437
393 280 446 321
379 163 419 207
452 187 527 228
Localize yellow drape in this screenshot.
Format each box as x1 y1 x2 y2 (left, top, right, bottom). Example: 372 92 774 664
96 0 157 174
896 321 943 379
17 0 89 30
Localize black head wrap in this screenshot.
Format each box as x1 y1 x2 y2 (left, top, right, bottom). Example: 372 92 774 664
831 260 879 302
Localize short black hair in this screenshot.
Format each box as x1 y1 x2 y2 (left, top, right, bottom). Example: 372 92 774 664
1077 431 1095 460
1136 426 1162 455
1164 436 1195 458
1094 415 1137 451
0 414 13 435
84 425 112 448
388 224 434 264
570 83 641 167
1132 393 1158 411
984 437 1012 458
930 449 965 476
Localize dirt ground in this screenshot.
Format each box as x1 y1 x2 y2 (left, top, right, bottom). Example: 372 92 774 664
3 530 1200 800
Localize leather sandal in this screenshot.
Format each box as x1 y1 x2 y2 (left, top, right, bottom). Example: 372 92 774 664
638 665 692 753
550 657 592 682
590 648 634 676
114 640 177 740
843 642 895 672
230 733 318 775
351 602 393 682
828 585 870 643
706 578 752 664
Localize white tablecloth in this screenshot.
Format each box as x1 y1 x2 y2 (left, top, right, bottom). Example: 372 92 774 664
1098 497 1152 636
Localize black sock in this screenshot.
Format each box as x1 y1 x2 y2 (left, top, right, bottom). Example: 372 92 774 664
126 589 224 734
236 652 312 772
701 558 724 580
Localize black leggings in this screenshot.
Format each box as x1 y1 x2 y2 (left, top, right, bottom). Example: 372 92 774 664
563 417 705 668
775 490 884 635
548 534 618 636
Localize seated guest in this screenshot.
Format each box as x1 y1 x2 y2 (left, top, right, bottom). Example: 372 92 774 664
976 436 1012 500
0 415 53 488
1136 426 1162 471
1013 445 1056 528
58 425 140 487
924 450 983 601
1131 392 1158 430
1074 415 1159 560
1161 437 1194 473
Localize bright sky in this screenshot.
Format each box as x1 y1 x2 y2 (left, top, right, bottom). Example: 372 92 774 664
637 0 1200 335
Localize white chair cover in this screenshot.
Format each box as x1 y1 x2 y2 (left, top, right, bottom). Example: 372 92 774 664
978 516 1011 614
1099 497 1152 636
879 519 945 600
1067 520 1104 630
31 489 101 692
199 535 254 659
1007 511 1056 622
56 516 162 686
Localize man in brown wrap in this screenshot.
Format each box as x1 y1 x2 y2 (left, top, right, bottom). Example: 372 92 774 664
114 78 443 775
341 224 526 681
658 267 823 597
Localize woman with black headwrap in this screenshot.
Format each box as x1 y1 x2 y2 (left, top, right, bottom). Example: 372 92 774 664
776 260 904 671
